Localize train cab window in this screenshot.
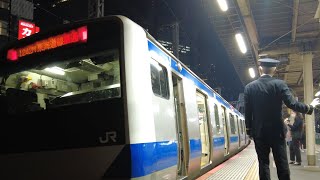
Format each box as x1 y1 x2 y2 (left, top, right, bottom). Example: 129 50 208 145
214 104 221 135
150 59 169 99
0 50 121 113
229 113 236 134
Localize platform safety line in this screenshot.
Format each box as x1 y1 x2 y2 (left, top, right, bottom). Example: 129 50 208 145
254 163 259 180
196 163 227 180
208 149 257 179
198 144 258 180
244 160 259 180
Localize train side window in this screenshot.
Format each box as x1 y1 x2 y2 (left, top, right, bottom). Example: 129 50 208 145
229 113 236 134
150 59 169 99
196 91 211 166
214 104 221 135
239 118 244 134
242 120 246 134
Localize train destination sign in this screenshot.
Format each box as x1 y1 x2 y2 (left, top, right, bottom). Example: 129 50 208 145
7 26 88 61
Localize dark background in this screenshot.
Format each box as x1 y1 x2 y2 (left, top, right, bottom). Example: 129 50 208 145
25 0 244 101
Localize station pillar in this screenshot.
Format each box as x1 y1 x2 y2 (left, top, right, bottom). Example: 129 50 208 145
302 52 316 166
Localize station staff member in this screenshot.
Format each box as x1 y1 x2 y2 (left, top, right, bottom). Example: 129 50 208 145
244 58 320 180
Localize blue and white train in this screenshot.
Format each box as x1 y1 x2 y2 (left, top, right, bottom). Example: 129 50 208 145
0 16 249 180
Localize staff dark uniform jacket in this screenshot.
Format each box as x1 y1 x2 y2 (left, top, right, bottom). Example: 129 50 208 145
244 59 313 139
244 58 314 180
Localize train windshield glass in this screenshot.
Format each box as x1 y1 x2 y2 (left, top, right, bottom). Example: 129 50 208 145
0 49 121 114
0 19 123 115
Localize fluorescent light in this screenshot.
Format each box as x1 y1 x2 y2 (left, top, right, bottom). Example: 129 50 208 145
217 0 228 11
315 91 320 97
249 68 255 78
45 66 65 75
235 33 247 54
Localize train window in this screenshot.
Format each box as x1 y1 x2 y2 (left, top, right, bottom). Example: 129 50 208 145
235 115 238 134
239 117 244 134
229 113 236 134
150 59 169 99
196 91 211 166
242 120 246 134
214 104 221 135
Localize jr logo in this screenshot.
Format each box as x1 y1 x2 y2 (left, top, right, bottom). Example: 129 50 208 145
99 131 117 144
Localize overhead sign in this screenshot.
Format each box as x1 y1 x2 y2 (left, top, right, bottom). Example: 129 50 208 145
18 20 40 40
8 26 88 61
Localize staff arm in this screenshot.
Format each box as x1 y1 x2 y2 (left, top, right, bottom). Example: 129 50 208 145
280 81 313 115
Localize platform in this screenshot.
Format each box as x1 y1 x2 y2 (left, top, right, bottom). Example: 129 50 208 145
197 143 320 180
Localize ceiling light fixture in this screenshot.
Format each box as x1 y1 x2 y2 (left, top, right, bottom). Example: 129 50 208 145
217 0 228 12
235 33 247 54
249 68 255 78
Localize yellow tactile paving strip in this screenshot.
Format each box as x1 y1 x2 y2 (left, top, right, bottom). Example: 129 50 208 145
198 143 259 180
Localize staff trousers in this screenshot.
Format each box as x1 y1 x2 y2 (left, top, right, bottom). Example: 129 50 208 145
254 138 290 180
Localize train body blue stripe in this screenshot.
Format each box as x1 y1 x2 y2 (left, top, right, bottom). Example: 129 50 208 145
130 141 178 177
213 136 225 148
189 139 202 159
130 139 202 178
230 136 239 143
213 136 240 147
130 137 239 177
148 39 171 65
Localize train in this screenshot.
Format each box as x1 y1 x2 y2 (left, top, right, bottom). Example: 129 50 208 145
0 16 249 180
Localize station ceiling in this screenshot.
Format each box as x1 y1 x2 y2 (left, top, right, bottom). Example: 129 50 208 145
202 0 320 100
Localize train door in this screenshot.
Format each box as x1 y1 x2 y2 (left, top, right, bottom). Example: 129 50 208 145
221 106 230 155
236 115 241 148
196 91 211 167
172 74 188 178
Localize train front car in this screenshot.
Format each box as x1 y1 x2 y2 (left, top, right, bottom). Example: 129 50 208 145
0 15 249 180
0 17 129 180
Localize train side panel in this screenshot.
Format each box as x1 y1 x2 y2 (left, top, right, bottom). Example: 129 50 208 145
122 17 155 144
149 41 179 179
122 17 178 179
